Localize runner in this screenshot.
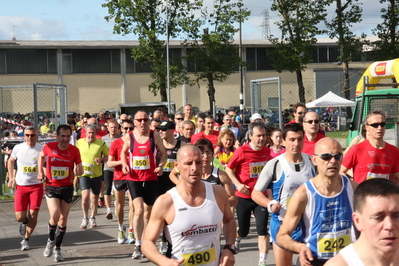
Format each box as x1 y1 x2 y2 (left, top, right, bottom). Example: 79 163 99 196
38 124 83 262
7 125 44 251
142 145 236 266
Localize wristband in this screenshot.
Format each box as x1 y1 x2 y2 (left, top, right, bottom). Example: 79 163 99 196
267 200 278 213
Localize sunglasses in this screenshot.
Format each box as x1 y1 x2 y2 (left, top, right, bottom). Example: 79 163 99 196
25 134 36 137
366 122 386 128
297 112 306 115
176 118 183 120
123 127 134 130
304 120 319 124
135 118 149 123
315 153 343 161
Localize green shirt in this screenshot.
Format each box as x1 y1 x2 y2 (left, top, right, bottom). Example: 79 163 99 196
76 138 109 178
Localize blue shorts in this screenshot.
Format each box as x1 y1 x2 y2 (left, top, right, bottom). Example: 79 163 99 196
270 215 302 246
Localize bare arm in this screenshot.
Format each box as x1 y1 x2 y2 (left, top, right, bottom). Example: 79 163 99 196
142 194 184 266
121 134 130 174
37 150 46 182
277 185 313 266
107 155 121 168
74 163 83 176
218 170 237 207
225 166 250 196
7 156 16 188
154 131 167 176
169 168 180 185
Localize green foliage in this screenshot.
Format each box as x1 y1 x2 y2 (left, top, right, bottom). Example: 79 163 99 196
268 0 329 102
371 0 399 60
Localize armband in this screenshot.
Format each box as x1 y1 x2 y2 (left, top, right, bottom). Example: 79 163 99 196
267 200 278 213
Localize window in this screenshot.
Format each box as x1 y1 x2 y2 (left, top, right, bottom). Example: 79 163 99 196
0 49 57 74
72 49 120 73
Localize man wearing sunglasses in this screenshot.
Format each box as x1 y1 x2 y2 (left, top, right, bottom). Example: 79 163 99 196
302 111 325 155
121 110 167 259
277 137 358 266
108 119 135 244
252 123 316 266
341 109 399 184
7 125 43 251
285 102 307 126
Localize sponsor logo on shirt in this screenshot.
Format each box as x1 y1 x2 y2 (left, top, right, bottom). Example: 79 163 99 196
181 224 218 237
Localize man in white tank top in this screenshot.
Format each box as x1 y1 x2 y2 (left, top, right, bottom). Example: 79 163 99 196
325 178 399 266
142 145 237 266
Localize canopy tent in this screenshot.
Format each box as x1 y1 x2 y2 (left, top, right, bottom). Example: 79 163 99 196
306 91 355 108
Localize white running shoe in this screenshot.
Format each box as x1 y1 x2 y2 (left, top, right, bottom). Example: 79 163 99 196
53 248 64 262
80 218 88 229
127 231 135 244
20 239 30 251
43 240 54 257
89 217 97 228
132 245 143 260
118 226 127 244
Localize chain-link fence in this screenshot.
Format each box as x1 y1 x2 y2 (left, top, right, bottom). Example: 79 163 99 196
0 83 66 195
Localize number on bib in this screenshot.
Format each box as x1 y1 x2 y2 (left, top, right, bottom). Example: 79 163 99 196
182 248 216 266
317 231 351 259
249 161 266 178
132 156 150 170
23 166 37 173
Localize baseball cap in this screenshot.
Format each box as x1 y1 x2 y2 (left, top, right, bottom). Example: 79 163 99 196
156 121 175 130
250 113 263 121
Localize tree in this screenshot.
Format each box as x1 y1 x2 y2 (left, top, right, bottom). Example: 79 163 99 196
181 0 250 113
268 0 329 103
325 0 364 111
371 0 399 61
103 0 199 101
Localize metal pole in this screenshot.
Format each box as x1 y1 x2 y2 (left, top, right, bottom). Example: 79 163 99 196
166 0 171 114
33 83 38 127
239 8 244 117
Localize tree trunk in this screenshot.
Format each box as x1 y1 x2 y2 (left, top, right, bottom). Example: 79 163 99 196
160 87 167 102
207 74 215 114
295 69 306 103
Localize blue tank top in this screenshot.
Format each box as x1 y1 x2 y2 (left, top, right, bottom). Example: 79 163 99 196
301 175 354 261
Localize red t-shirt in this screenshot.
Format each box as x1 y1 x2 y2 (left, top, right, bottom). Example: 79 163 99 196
302 133 325 155
191 131 220 147
127 132 157 181
109 138 128 181
284 120 297 126
43 142 82 187
227 143 271 198
342 140 399 184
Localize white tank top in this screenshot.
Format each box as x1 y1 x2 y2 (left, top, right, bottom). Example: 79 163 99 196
339 244 365 266
165 181 223 266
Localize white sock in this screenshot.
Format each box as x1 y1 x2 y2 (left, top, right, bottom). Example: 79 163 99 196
259 253 267 263
118 224 124 231
107 208 112 212
136 240 142 246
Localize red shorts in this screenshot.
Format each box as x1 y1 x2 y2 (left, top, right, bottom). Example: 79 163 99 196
14 184 44 212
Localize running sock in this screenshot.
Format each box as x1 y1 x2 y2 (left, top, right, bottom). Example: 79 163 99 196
55 226 67 248
118 224 124 231
107 208 112 212
49 223 57 241
129 227 133 232
136 240 142 246
23 217 29 224
23 237 29 241
259 253 268 263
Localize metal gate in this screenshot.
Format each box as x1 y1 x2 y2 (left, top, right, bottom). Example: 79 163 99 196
251 77 283 128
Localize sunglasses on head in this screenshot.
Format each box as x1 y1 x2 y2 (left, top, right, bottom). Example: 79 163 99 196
135 118 149 123
304 120 319 124
315 153 343 161
25 134 36 137
123 127 134 130
366 122 386 128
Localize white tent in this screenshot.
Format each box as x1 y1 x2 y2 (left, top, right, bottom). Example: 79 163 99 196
306 91 355 108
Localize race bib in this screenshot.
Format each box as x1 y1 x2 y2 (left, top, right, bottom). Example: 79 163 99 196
82 162 94 175
51 166 69 180
132 156 150 170
249 161 267 178
367 172 389 180
22 165 38 176
317 229 351 259
181 243 217 266
162 158 176 172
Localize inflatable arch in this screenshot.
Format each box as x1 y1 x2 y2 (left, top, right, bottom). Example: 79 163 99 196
356 58 399 96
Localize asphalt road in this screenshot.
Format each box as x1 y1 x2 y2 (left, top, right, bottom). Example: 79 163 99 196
0 197 298 266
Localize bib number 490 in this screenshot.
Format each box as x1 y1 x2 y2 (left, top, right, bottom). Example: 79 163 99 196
187 252 210 265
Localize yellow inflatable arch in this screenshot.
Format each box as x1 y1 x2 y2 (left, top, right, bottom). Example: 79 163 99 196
356 58 399 96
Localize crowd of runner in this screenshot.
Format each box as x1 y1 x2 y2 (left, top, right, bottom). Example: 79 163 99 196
2 102 399 266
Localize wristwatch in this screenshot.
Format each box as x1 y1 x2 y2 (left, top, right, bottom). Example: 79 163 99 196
223 244 238 254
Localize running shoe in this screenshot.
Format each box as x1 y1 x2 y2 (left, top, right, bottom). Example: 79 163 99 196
258 261 267 266
19 221 27 236
73 189 78 196
89 217 97 228
98 197 105 207
234 238 241 254
132 245 143 260
127 231 135 244
20 239 30 251
118 225 126 244
159 241 168 255
53 248 64 262
43 240 54 257
80 218 88 229
105 211 113 220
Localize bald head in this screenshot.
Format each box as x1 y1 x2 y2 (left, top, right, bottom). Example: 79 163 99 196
314 137 342 154
177 144 201 162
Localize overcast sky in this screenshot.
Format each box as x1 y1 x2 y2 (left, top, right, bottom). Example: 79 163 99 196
0 0 386 41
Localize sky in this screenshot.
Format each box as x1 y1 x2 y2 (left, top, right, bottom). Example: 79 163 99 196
0 0 387 41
